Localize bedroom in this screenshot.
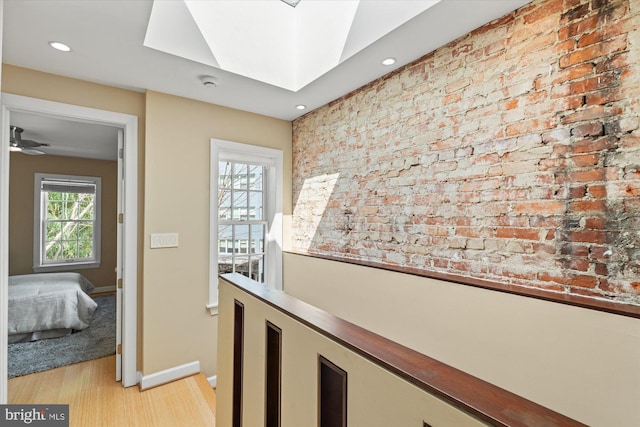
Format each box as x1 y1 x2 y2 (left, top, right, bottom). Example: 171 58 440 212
7 112 119 379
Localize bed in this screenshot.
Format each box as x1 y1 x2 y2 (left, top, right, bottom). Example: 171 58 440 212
8 272 98 344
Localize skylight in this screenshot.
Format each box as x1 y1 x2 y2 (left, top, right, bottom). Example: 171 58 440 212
144 0 440 92
280 0 302 7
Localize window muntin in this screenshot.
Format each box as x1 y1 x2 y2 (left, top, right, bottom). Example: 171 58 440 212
34 173 101 270
209 139 283 315
217 161 266 282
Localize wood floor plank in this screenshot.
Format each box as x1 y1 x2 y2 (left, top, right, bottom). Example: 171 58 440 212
8 356 216 426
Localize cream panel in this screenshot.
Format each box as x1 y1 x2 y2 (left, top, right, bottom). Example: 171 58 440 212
143 91 291 377
218 279 488 427
283 252 640 427
215 280 234 427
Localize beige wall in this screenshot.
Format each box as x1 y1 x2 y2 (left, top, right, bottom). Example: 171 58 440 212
2 65 292 379
2 64 146 369
283 252 640 427
143 90 291 376
9 153 117 286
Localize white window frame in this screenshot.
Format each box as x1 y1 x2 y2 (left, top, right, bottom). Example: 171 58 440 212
209 139 283 315
33 173 102 272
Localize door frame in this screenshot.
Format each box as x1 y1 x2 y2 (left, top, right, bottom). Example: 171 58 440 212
0 93 139 399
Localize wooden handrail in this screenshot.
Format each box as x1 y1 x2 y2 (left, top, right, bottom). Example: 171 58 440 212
285 251 640 319
221 273 587 427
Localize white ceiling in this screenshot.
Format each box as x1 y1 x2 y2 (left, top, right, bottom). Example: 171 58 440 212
10 112 119 161
144 0 441 92
2 0 530 160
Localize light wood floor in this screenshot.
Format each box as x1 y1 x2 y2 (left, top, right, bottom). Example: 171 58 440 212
8 356 216 426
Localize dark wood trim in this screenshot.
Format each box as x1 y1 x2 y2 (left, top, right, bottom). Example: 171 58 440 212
265 321 282 427
221 273 587 427
284 250 640 319
233 300 244 427
318 355 347 427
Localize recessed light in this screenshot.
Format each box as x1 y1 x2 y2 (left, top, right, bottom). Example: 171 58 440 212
296 105 306 110
49 41 71 52
382 57 396 66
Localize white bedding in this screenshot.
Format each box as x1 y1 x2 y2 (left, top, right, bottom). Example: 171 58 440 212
8 272 98 343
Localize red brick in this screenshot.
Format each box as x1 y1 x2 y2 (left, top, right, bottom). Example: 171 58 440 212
538 271 565 284
460 178 502 192
559 37 627 69
359 206 379 215
577 30 604 48
524 0 563 24
571 123 603 138
552 63 594 85
454 217 471 227
572 153 600 167
568 274 598 289
443 92 462 105
568 230 606 244
560 243 590 257
451 43 474 58
456 227 483 238
551 42 577 64
558 15 599 40
568 258 590 272
595 263 608 276
513 200 565 215
569 136 615 154
568 169 605 182
587 184 607 198
523 91 548 106
569 185 587 198
584 217 606 229
586 89 624 106
505 118 555 136
496 227 540 241
569 73 618 96
569 199 607 213
589 246 610 261
433 258 449 269
502 99 519 110
595 52 629 74
561 3 590 23
485 39 506 56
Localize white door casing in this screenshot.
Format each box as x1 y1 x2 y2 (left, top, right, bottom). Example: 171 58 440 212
116 128 124 382
0 93 139 389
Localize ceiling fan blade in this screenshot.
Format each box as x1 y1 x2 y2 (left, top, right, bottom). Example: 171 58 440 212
18 139 50 148
20 148 46 155
9 125 50 155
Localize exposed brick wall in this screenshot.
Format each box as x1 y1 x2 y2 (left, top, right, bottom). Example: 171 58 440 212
292 0 640 304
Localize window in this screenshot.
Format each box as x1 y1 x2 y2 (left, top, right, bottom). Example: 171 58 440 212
218 161 266 282
209 140 283 315
34 173 101 271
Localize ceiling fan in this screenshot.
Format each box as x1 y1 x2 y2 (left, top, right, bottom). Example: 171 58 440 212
9 125 50 155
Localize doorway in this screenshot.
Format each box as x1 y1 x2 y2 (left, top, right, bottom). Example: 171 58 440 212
0 93 139 402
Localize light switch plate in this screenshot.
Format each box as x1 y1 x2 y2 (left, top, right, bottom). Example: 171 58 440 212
150 233 179 248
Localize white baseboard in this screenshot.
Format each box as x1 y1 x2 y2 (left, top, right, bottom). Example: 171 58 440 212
93 285 116 294
139 361 200 391
207 375 217 388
